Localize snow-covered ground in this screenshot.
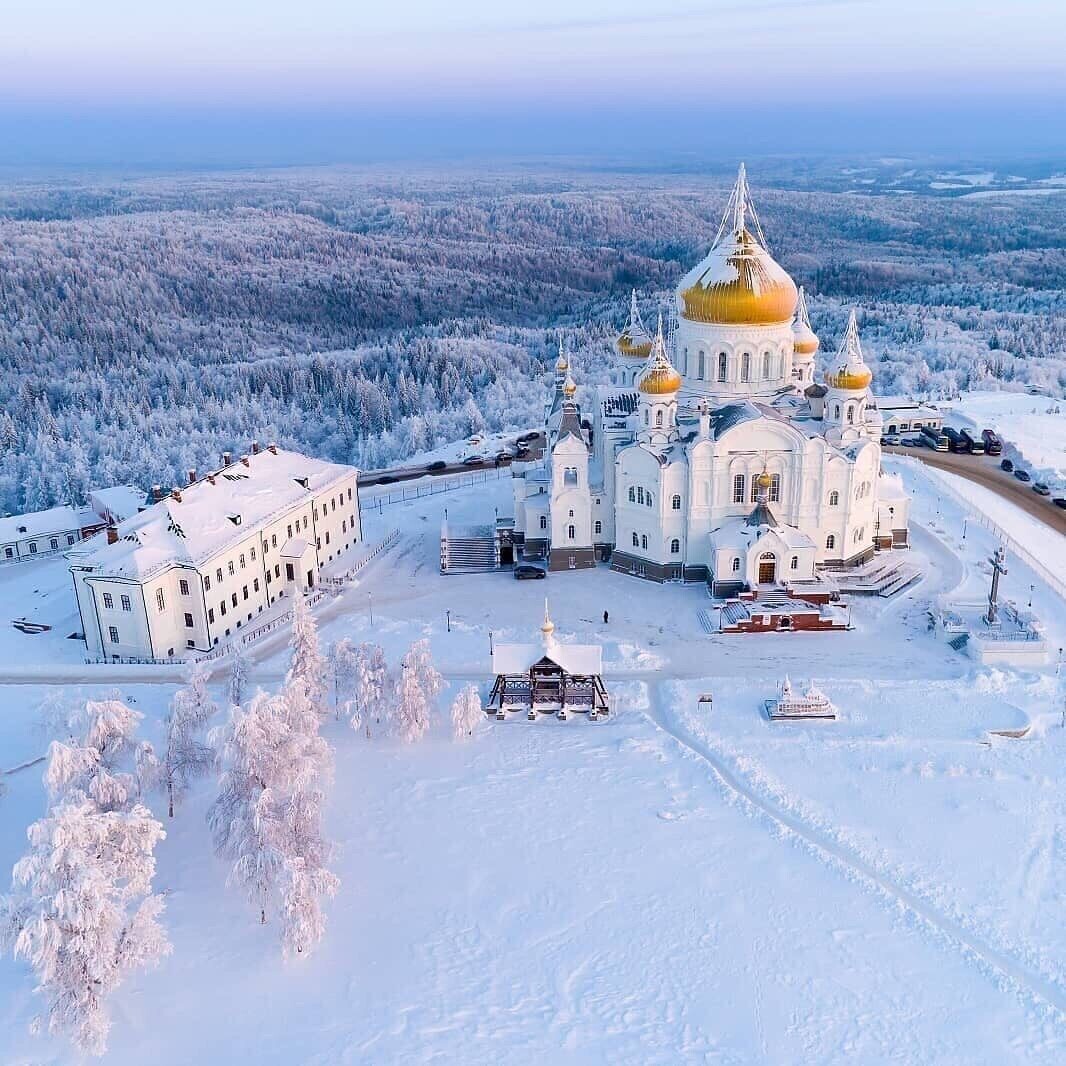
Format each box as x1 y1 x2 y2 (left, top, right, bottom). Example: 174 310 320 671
945 392 1066 487
2 468 1066 1063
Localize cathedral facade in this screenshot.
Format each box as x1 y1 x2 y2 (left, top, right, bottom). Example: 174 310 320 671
510 165 910 593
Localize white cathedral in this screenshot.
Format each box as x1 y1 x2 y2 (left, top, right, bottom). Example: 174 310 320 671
510 165 910 593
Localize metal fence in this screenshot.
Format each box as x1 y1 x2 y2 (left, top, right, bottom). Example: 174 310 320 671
360 467 507 510
893 456 1066 603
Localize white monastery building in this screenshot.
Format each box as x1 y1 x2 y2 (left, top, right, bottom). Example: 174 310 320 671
511 165 910 590
71 445 360 660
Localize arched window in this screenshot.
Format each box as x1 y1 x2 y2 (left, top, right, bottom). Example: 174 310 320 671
670 538 680 554
637 487 644 505
826 534 835 550
594 520 602 535
646 493 654 508
733 474 745 503
671 494 682 511
539 515 547 530
750 477 760 503
698 352 705 379
762 352 771 379
632 532 639 547
567 524 575 539
718 352 727 381
644 408 649 425
741 353 751 381
641 534 648 550
683 347 689 373
629 486 636 503
829 491 840 506
790 555 798 570
655 410 663 428
769 474 781 503
732 556 741 572
834 404 841 420
847 405 854 424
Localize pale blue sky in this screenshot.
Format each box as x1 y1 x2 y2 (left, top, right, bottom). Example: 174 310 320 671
1 0 1063 164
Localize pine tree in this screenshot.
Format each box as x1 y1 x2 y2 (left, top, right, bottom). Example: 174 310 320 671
450 684 483 741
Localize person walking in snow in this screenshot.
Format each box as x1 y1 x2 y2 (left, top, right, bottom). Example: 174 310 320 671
603 610 609 625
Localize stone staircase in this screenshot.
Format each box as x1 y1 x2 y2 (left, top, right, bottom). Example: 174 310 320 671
831 556 922 598
441 527 498 574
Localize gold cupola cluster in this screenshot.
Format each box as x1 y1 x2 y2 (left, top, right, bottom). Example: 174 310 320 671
616 289 654 359
792 286 820 357
638 316 683 396
678 164 798 327
825 310 873 390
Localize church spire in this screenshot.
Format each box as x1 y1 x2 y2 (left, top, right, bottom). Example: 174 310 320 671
795 286 813 332
713 162 769 250
637 315 682 396
540 598 556 648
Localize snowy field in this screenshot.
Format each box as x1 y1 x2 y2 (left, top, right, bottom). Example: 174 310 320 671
2 468 1066 1063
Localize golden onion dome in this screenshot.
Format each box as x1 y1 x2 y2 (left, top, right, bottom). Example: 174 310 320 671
639 363 682 396
563 374 578 399
617 331 654 359
755 470 773 490
679 228 798 326
556 353 569 373
826 364 872 390
793 325 820 357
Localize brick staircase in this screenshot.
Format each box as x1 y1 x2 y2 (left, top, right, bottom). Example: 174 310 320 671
441 530 498 574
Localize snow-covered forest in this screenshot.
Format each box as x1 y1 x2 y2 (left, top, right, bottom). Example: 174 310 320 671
1 162 1063 514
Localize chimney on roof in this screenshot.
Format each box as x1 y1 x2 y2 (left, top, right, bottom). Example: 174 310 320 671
267 442 278 455
240 454 250 467
171 488 182 503
187 469 197 485
106 526 119 545
222 451 232 467
207 474 216 485
151 484 162 502
250 440 260 455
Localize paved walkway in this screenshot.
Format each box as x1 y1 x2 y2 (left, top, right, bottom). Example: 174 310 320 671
884 445 1066 536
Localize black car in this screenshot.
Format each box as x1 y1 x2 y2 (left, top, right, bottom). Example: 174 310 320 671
1053 497 1066 509
514 564 546 580
1013 468 1031 482
376 475 396 484
518 432 540 443
1000 458 1013 473
426 460 447 471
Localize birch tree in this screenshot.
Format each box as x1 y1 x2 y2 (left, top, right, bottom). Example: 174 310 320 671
288 594 326 712
450 684 484 740
161 664 218 817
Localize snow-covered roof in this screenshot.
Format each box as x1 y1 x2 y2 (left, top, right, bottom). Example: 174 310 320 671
0 504 87 543
710 513 815 553
492 641 602 677
280 537 311 559
75 448 356 581
90 485 147 522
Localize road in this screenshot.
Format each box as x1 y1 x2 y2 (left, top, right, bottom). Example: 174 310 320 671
884 444 1066 537
360 432 545 487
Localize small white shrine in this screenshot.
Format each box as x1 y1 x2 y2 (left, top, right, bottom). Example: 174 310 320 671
766 675 836 721
488 602 609 721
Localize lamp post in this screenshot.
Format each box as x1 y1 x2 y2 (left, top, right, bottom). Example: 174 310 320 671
446 609 451 633
489 629 494 655
962 517 968 541
368 591 374 625
1029 584 1035 609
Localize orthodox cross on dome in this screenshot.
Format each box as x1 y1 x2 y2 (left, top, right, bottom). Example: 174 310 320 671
838 309 864 364
556 337 569 375
712 162 770 251
626 290 648 336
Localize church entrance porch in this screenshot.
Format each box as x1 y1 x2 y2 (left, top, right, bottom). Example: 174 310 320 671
758 554 777 585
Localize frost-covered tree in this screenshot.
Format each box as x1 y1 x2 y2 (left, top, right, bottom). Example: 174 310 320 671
352 642 390 735
208 680 337 952
47 699 149 813
391 641 442 744
450 684 484 740
327 638 360 720
161 664 218 818
229 640 250 708
0 749 170 1056
287 594 326 713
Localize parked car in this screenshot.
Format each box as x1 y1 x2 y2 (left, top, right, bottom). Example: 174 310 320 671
1013 468 1031 482
462 455 485 466
518 431 539 443
376 475 396 484
425 460 447 471
882 434 900 445
1032 482 1051 496
1000 458 1014 473
495 451 513 462
514 564 546 580
1052 497 1066 510
901 437 920 447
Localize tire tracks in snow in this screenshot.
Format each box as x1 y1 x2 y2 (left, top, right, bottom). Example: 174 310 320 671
643 681 1066 1019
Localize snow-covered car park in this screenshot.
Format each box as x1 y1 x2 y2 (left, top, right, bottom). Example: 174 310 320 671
2 454 1066 1063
